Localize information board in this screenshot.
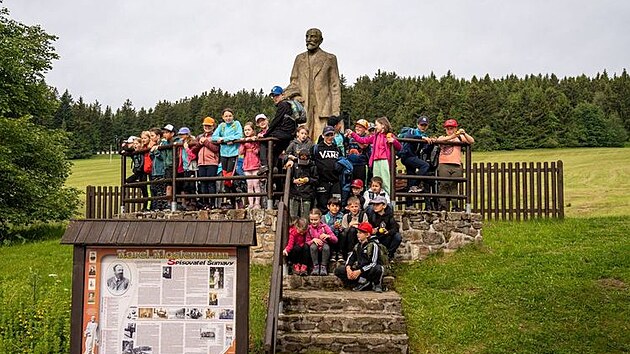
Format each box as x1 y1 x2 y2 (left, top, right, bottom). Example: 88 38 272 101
81 247 237 354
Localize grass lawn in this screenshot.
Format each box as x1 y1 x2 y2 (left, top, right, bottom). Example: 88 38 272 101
396 217 630 353
66 154 122 192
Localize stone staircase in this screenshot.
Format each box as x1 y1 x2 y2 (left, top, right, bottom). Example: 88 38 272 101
276 269 409 353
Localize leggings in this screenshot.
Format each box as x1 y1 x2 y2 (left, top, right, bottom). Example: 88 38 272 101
244 170 261 208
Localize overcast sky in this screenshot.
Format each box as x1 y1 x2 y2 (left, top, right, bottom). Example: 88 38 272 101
7 0 630 110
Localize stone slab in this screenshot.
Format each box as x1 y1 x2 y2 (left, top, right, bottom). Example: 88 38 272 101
276 332 409 354
278 313 407 333
282 290 402 314
283 274 396 291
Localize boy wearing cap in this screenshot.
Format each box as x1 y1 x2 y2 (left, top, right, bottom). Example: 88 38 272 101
434 119 474 211
258 86 297 176
350 179 366 209
312 126 342 211
317 115 346 155
399 116 433 193
334 221 384 292
366 195 402 261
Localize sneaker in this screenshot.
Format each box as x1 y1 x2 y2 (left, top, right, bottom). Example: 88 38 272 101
310 265 320 276
352 280 372 292
257 166 269 176
292 264 300 275
409 186 423 193
320 266 328 276
299 264 308 276
372 283 383 293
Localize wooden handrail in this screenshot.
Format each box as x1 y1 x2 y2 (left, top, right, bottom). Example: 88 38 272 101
264 166 292 353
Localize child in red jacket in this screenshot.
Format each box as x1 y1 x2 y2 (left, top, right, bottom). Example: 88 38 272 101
283 218 309 275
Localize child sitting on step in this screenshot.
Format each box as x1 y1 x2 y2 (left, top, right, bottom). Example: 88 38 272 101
306 208 337 276
283 218 309 276
334 221 385 292
362 176 391 210
339 196 369 261
322 197 344 261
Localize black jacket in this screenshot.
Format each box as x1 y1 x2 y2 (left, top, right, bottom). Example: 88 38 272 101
312 141 340 184
265 100 296 140
367 205 399 236
289 160 319 199
346 235 380 274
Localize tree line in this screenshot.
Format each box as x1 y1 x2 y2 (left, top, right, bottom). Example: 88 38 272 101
47 69 630 158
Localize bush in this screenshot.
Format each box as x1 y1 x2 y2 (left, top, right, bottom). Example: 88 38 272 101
0 117 80 240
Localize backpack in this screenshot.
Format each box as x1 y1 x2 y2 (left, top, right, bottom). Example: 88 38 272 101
335 157 354 205
286 100 307 124
344 210 366 226
396 127 416 159
421 144 441 171
368 239 389 266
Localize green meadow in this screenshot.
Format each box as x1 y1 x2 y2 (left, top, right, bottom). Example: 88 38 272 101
1 147 628 353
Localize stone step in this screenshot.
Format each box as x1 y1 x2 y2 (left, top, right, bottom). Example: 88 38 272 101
283 274 396 291
282 290 402 314
276 332 409 354
278 312 407 334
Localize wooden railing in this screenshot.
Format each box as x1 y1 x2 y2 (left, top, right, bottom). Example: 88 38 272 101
263 167 292 353
468 161 564 220
87 143 564 221
392 138 564 220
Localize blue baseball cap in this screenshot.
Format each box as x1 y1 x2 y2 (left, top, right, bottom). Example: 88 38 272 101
177 127 190 135
269 86 284 96
417 116 429 125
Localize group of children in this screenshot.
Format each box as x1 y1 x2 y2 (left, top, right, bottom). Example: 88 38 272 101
123 103 475 293
283 190 401 292
122 105 411 213
123 108 275 211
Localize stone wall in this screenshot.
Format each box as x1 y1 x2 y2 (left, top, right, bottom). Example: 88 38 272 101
396 210 483 261
117 209 483 264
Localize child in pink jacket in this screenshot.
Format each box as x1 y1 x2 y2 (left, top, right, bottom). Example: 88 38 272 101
306 208 338 276
238 122 262 209
346 116 402 196
283 218 309 275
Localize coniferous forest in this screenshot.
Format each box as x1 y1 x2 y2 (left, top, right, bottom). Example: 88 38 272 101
43 69 630 158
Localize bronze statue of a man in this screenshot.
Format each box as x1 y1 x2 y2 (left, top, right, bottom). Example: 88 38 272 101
285 28 341 141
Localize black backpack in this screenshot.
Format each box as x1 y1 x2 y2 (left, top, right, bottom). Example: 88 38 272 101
421 144 441 171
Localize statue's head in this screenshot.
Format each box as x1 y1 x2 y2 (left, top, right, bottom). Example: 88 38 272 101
305 28 323 52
